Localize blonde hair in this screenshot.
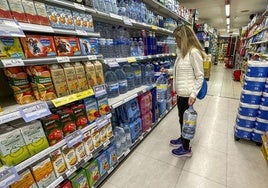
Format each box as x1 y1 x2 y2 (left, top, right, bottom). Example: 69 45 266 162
173 25 205 59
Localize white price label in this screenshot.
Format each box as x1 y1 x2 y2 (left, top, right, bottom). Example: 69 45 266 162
140 135 144 140
19 102 51 123
76 29 88 36
107 166 114 174
93 84 107 97
107 59 119 67
65 130 84 148
84 154 93 162
0 167 19 188
112 101 123 109
103 140 110 148
109 13 122 20
124 148 130 156
1 59 24 67
47 176 64 188
0 19 25 37
87 55 97 60
123 18 133 26
73 2 85 10
96 118 109 129
56 56 70 63
0 111 21 124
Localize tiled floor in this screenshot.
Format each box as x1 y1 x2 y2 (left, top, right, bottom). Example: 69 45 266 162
100 63 268 188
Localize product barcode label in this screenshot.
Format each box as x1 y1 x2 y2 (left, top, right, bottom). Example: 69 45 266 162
0 167 19 188
1 59 24 67
19 102 51 122
65 130 84 148
56 56 70 63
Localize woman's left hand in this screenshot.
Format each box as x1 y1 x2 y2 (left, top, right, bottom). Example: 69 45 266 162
188 97 196 106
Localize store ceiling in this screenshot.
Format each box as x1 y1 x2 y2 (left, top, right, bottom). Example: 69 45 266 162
179 0 267 36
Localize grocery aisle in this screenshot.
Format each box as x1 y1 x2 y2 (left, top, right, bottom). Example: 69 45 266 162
101 63 268 188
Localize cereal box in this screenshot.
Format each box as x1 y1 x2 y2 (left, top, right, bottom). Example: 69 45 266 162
10 169 38 188
21 0 39 24
72 62 89 91
0 0 12 19
20 35 57 58
25 66 40 100
83 61 97 88
54 36 81 56
72 11 88 31
7 0 28 22
62 63 80 94
33 1 50 25
0 37 24 59
50 149 67 177
79 38 99 55
84 159 100 187
61 145 77 169
31 158 57 188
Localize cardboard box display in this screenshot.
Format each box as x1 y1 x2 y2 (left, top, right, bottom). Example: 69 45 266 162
62 63 80 94
7 0 28 22
96 151 109 176
50 149 67 177
49 64 70 98
10 169 38 188
83 61 97 88
83 96 99 123
0 0 12 19
54 36 81 56
24 66 40 100
61 145 78 169
79 38 99 55
21 0 39 24
0 37 25 59
70 169 90 188
71 103 88 130
84 159 100 187
83 131 94 156
20 35 57 58
33 1 50 25
31 158 57 188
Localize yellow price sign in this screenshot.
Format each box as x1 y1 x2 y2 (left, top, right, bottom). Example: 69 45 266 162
127 57 136 63
51 97 70 108
76 89 94 100
157 84 168 89
152 25 158 30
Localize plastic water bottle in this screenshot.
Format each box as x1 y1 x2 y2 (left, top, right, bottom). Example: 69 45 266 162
110 0 118 14
147 31 153 55
105 69 119 98
106 38 114 58
122 63 135 90
182 106 198 140
98 0 105 12
138 38 145 56
145 63 154 85
99 38 107 58
121 124 132 148
132 62 142 87
130 38 138 56
104 0 112 13
140 63 146 85
115 126 127 152
92 0 99 10
115 68 128 94
156 74 168 100
114 130 123 156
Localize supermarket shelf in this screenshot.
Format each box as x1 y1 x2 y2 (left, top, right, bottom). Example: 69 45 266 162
247 25 268 39
248 52 268 57
248 10 268 32
19 22 100 37
108 84 156 109
250 39 268 45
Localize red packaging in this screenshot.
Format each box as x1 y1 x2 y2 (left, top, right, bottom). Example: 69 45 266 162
21 0 39 24
71 104 88 130
54 36 81 56
20 35 57 58
58 109 77 136
59 180 72 188
33 1 50 26
0 0 12 19
7 0 28 23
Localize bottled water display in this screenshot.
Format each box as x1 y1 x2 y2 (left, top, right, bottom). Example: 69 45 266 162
121 125 132 148
145 63 155 85
131 62 142 87
138 38 145 56
182 106 198 140
105 69 120 98
115 68 128 94
122 63 135 90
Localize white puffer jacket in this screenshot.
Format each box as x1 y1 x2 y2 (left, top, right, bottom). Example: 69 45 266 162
169 48 204 98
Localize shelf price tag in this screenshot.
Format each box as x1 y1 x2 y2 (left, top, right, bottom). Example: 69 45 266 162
65 130 84 148
0 18 25 37
73 2 85 10
96 118 109 129
87 55 97 60
0 167 20 188
76 89 94 100
123 18 133 26
124 94 138 103
109 13 122 20
76 29 88 36
56 56 70 63
127 57 136 63
152 25 158 30
106 59 119 67
1 59 24 67
51 96 70 108
93 84 107 98
19 102 51 123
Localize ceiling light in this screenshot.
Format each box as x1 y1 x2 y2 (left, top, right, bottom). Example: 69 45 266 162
227 25 230 30
226 17 230 25
225 4 230 17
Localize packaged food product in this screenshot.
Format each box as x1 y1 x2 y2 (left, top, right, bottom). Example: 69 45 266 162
20 35 57 58
93 60 104 85
105 121 113 139
33 1 50 25
106 144 118 167
58 109 77 136
90 126 101 149
4 67 36 104
79 38 99 55
83 61 97 88
84 159 100 187
71 103 88 130
10 169 38 188
46 5 74 30
0 37 25 59
74 141 86 162
61 145 77 169
0 0 13 19
30 65 57 101
41 114 63 146
54 36 81 56
11 120 49 156
96 95 110 116
59 180 72 188
70 169 90 188
50 149 67 177
83 96 99 123
25 66 40 100
99 125 107 144
21 0 39 24
85 14 94 32
83 131 94 155
49 64 70 98
7 0 28 22
62 63 80 94
72 11 88 31
0 127 31 166
72 62 89 91
96 151 109 176
31 158 57 188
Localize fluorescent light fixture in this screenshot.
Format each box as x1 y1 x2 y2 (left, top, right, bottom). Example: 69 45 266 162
227 25 230 29
226 17 230 25
225 4 230 17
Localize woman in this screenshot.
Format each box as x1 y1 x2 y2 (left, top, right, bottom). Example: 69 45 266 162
161 24 205 157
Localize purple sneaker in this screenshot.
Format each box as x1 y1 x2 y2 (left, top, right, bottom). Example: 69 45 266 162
170 137 182 147
172 146 192 158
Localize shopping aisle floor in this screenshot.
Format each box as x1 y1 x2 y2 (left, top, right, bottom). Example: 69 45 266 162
101 63 268 188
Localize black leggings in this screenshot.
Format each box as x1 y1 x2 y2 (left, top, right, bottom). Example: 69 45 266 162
177 96 190 150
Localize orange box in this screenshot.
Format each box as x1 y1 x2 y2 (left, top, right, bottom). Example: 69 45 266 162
33 1 50 26
54 36 81 56
20 35 57 58
21 0 39 24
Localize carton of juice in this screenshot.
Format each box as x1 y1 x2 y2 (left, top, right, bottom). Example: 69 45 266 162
49 64 69 98
31 158 57 188
54 36 81 56
4 67 36 104
41 114 63 146
92 60 104 85
83 61 97 88
105 121 113 139
21 0 39 24
96 151 109 176
33 1 50 25
84 159 100 187
10 169 38 188
20 35 57 58
0 37 25 59
83 131 94 155
61 145 77 169
58 109 77 136
91 126 101 149
71 169 90 188
62 63 80 94
30 65 57 101
71 104 88 130
59 180 72 188
7 0 28 22
83 96 99 123
50 149 67 177
0 0 12 19
74 141 86 162
25 66 40 100
72 62 89 91
96 94 110 116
